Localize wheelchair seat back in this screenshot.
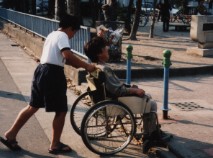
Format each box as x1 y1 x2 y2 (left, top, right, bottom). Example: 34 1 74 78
86 68 107 104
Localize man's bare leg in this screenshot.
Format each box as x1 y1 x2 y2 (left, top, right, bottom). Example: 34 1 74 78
50 112 71 151
4 105 39 141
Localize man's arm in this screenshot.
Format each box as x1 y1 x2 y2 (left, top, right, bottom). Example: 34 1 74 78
62 49 95 72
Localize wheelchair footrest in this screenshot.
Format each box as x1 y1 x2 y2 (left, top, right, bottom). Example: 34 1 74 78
134 133 143 140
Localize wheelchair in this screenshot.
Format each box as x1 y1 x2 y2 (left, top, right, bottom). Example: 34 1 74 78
70 69 172 155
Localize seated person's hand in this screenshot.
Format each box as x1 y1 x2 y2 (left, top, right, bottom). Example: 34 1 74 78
131 84 138 88
135 88 145 97
129 88 145 97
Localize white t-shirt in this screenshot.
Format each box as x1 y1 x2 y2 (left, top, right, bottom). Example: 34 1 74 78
40 31 70 67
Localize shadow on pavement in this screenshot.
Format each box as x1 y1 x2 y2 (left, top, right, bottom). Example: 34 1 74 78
0 148 54 158
168 134 213 158
0 90 26 102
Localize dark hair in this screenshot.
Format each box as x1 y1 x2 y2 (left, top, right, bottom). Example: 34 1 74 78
84 37 107 63
59 14 80 30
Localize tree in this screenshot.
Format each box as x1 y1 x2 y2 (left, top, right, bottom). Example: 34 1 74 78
67 0 81 16
149 0 157 38
66 0 82 24
90 0 100 26
2 0 35 14
28 0 36 14
129 0 142 40
55 0 66 20
2 0 15 9
124 0 134 35
48 0 55 18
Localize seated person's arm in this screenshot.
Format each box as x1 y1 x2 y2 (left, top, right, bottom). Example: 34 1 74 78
123 84 138 88
104 67 145 97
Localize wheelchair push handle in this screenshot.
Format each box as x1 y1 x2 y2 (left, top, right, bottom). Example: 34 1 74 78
89 67 103 79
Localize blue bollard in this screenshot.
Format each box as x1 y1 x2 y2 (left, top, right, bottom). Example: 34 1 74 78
162 50 172 119
126 45 133 85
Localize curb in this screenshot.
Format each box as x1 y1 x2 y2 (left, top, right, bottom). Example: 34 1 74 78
78 65 213 84
155 147 178 158
167 144 185 158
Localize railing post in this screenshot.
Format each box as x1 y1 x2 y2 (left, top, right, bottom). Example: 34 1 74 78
126 45 133 85
162 50 172 119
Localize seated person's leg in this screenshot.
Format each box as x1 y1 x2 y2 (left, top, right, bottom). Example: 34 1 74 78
150 99 157 112
149 101 157 133
142 100 158 141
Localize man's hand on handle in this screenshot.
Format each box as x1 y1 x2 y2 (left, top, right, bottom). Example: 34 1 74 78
85 64 96 73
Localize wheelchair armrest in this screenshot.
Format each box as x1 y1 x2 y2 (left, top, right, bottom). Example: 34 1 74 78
118 96 151 114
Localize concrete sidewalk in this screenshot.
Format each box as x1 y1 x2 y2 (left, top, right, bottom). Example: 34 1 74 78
132 76 213 158
0 33 54 158
0 30 149 157
0 21 213 158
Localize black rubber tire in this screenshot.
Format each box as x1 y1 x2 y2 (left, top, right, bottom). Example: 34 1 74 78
70 91 94 135
81 100 136 155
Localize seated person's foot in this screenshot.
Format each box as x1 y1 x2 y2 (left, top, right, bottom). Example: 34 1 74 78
149 130 162 141
142 139 154 154
142 130 162 142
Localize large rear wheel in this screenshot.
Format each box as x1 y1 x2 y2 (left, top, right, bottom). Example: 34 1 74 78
81 101 136 155
70 91 94 135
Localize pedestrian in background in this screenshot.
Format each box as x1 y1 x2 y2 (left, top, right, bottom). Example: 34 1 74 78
196 0 208 15
160 0 171 32
0 14 96 154
97 25 109 37
102 0 118 30
156 1 162 22
209 0 213 14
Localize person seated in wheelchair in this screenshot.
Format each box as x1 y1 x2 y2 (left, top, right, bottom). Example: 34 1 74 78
196 0 211 15
84 36 159 141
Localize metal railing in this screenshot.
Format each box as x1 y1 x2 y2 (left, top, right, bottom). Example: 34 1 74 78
0 8 90 58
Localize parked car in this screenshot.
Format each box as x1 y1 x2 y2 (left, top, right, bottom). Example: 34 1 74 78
133 2 154 13
141 2 154 13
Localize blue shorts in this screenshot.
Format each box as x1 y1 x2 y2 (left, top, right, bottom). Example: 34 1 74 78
29 64 67 112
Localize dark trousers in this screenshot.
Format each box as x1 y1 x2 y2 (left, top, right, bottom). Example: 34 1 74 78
163 20 169 32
